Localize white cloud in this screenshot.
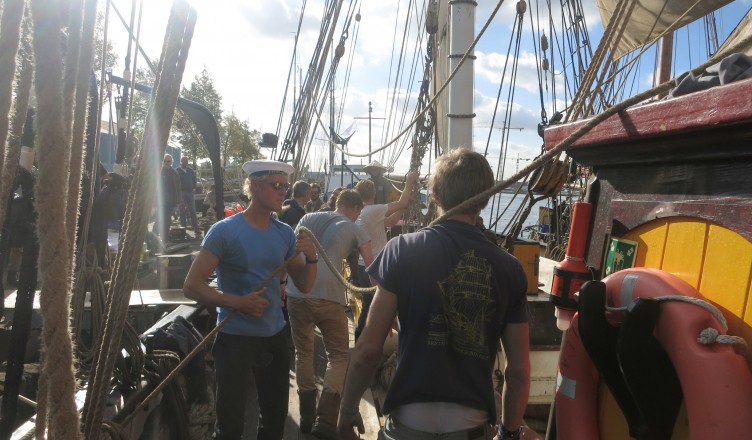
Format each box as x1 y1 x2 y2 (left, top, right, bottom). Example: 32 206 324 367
105 0 746 181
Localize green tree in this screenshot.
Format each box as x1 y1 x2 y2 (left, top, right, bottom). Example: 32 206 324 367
221 114 263 166
178 67 223 164
94 12 119 75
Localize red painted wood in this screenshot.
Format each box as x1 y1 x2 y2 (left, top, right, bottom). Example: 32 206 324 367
544 78 752 150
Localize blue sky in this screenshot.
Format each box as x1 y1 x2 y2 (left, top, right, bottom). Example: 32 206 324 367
108 0 750 178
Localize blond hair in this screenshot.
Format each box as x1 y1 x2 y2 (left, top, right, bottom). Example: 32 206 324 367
354 179 375 202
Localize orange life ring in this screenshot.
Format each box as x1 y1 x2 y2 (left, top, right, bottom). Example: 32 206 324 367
555 267 752 439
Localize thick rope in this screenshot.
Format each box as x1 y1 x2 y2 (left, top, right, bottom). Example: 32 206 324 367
82 4 195 438
0 0 25 232
431 29 752 226
72 246 108 373
0 21 32 248
65 0 99 267
29 0 82 437
0 0 26 171
306 224 376 295
606 294 748 356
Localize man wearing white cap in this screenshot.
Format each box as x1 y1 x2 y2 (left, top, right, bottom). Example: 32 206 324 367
184 159 319 440
363 160 395 205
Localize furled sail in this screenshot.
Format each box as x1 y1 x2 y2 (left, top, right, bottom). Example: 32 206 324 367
596 0 733 58
718 6 752 56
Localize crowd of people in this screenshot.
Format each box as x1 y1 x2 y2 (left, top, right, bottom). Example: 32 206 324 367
183 150 531 440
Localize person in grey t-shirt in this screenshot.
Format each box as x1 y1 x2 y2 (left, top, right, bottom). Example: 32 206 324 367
286 190 374 438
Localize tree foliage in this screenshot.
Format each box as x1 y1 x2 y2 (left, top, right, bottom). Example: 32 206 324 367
121 65 262 168
94 12 119 75
177 67 223 164
221 114 263 167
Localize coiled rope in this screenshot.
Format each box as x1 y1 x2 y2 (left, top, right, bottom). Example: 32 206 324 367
606 295 748 356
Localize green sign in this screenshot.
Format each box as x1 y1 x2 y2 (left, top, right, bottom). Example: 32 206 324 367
604 238 638 276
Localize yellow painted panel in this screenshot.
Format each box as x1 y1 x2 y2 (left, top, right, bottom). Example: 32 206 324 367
598 386 629 440
623 219 669 269
598 380 690 440
599 217 752 436
744 280 752 372
700 225 752 336
661 221 708 289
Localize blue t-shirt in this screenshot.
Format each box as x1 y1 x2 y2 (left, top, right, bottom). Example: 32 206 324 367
367 220 528 422
202 213 296 336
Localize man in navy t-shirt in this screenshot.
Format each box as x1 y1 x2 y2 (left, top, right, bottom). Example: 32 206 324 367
338 148 531 440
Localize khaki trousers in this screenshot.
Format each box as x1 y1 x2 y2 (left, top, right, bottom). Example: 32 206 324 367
287 297 350 394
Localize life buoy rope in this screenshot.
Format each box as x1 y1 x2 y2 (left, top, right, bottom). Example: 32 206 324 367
555 268 752 440
605 294 748 356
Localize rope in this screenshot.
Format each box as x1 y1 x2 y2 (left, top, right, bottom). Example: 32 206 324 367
581 0 706 119
120 227 305 425
188 403 215 440
430 28 752 226
306 225 376 295
0 20 32 248
117 225 372 427
606 295 748 356
697 329 747 356
66 0 99 267
0 0 25 241
312 0 508 159
29 0 82 436
82 3 196 439
0 0 25 171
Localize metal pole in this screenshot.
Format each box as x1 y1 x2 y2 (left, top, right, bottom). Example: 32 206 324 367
368 101 372 163
354 103 383 164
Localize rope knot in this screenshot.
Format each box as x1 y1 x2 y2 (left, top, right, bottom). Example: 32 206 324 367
697 327 748 356
697 327 720 344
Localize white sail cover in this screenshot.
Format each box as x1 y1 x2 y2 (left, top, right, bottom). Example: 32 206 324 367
597 0 734 58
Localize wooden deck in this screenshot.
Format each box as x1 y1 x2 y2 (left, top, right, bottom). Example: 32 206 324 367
1 256 558 439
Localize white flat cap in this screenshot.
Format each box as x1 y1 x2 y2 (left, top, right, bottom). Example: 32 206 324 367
242 160 295 177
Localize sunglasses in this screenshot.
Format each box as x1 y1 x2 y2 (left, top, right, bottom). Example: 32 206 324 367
260 181 291 192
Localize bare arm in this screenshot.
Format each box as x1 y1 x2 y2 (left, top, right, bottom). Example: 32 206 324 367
359 241 374 268
338 285 398 439
500 322 531 432
287 231 318 293
183 248 270 317
384 171 418 216
383 208 404 228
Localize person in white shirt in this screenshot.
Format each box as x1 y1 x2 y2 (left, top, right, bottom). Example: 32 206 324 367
352 170 418 340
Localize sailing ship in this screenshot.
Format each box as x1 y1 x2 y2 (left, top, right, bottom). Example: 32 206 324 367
0 0 751 438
